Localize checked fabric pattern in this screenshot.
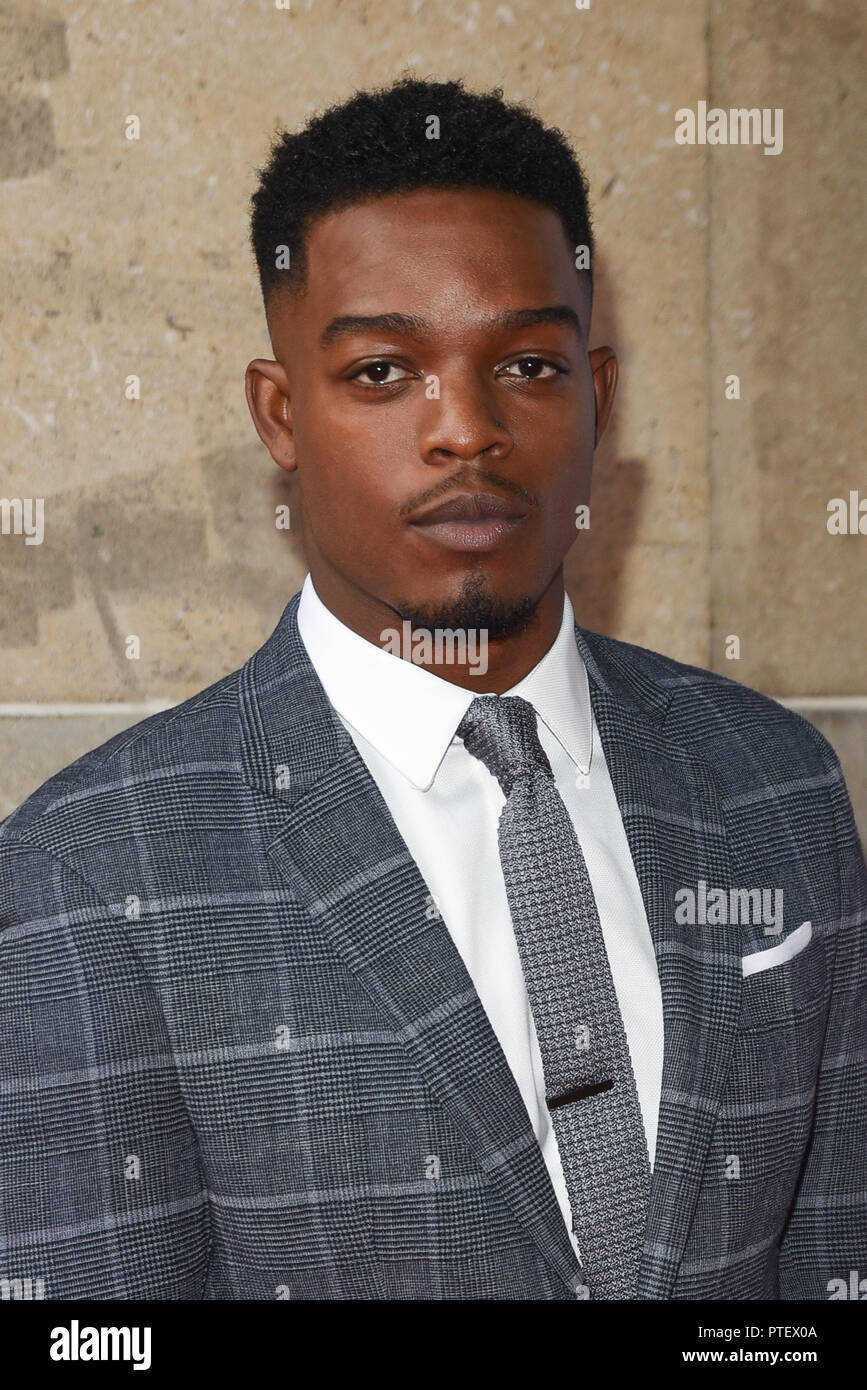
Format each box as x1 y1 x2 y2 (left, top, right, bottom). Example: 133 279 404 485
1 586 864 1300
457 693 652 1299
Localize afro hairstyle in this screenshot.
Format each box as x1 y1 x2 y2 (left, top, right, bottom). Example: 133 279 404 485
248 75 595 314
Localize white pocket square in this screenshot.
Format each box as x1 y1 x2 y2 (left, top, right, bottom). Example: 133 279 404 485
742 921 812 978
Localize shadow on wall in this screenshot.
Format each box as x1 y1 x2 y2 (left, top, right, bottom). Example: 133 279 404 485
0 447 301 690
0 8 68 180
565 252 647 636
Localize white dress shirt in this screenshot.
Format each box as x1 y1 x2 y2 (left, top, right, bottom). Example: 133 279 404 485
296 572 664 1259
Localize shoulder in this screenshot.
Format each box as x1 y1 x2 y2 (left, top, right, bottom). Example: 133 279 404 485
0 666 243 858
580 628 841 791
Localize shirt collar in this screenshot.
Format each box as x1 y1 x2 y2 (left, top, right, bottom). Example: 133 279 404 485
296 572 593 791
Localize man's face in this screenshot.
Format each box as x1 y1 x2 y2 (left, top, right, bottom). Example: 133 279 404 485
248 186 616 637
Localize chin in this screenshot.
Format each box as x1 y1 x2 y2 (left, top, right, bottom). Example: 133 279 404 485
389 569 541 644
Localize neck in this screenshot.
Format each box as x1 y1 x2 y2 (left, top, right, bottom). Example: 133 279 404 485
307 566 567 694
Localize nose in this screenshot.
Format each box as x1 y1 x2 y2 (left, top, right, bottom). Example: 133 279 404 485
418 369 513 465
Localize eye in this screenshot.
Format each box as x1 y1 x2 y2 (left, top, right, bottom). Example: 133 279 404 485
349 360 412 386
500 356 564 381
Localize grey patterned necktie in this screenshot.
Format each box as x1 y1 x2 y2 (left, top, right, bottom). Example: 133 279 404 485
457 693 651 1299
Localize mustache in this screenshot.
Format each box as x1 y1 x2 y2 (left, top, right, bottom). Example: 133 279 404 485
399 469 536 518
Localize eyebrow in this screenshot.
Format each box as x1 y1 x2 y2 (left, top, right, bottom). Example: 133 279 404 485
318 304 582 349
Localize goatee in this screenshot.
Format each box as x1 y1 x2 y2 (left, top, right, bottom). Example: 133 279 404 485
392 569 538 643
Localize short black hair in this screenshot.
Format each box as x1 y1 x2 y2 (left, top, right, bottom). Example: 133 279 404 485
249 75 594 315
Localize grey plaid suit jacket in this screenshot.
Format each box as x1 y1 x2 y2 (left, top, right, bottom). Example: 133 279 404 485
2 589 865 1301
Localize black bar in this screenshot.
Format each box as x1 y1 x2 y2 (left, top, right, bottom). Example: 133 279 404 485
547 1078 614 1109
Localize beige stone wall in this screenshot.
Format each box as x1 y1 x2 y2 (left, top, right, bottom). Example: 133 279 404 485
1 0 864 827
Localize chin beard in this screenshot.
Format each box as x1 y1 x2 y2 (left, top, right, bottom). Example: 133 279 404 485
391 569 539 643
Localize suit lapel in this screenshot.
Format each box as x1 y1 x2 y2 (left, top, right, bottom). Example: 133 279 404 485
239 592 582 1293
574 626 743 1298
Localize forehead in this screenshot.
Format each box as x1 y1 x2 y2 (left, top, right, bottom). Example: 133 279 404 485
290 187 588 332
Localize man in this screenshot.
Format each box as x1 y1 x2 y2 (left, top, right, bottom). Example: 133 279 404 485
1 77 864 1301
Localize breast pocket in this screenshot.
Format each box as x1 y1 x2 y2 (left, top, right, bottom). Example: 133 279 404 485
738 926 828 1033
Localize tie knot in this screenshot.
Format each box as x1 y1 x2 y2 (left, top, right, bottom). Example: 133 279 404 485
457 694 553 796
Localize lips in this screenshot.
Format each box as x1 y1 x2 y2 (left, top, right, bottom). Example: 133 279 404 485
408 491 528 554
410 491 527 524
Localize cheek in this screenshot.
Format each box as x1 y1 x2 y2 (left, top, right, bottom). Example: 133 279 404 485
292 418 404 546
293 384 412 487
532 454 594 555
512 386 593 471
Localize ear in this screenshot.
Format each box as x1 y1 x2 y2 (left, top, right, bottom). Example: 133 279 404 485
588 347 618 447
244 358 296 472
